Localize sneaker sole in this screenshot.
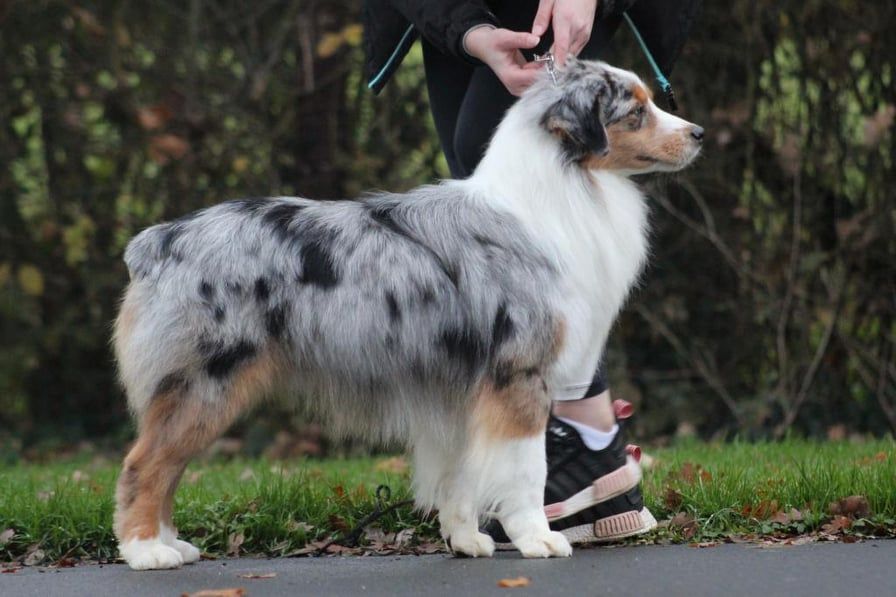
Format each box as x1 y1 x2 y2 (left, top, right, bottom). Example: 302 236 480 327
561 507 658 544
492 508 657 551
543 456 642 522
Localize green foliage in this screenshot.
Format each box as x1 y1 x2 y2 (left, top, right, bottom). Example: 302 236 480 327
0 1 894 445
604 0 896 438
1 442 893 563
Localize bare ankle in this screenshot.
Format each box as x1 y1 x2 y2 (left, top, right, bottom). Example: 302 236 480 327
552 390 616 432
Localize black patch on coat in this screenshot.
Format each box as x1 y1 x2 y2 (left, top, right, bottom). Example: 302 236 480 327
385 292 401 323
419 286 436 304
542 79 610 161
199 280 214 301
439 327 485 371
229 198 271 213
214 305 226 322
367 203 460 290
201 338 257 378
265 304 287 339
158 224 182 261
299 240 339 288
492 303 515 347
254 277 271 302
153 371 190 397
473 234 502 250
158 211 201 261
262 203 306 242
368 204 409 239
493 363 539 390
494 362 514 389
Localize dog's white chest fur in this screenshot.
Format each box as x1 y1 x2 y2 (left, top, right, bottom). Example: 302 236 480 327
468 117 649 397
548 172 649 391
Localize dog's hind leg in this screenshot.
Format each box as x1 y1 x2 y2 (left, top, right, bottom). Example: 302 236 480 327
114 350 282 570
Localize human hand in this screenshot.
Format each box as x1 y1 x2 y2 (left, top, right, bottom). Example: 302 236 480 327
463 26 543 96
532 0 598 66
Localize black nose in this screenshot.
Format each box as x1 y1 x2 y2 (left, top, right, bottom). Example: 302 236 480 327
690 126 705 142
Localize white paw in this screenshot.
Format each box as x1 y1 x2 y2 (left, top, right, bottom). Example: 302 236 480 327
170 538 201 563
120 538 184 570
159 524 201 564
449 531 496 558
514 531 573 558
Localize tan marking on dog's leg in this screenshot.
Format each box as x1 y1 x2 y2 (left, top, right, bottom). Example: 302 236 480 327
115 349 284 569
472 378 551 441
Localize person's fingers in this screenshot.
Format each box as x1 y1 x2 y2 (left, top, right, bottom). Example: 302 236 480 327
570 28 589 57
494 29 541 50
504 69 541 96
532 0 555 37
553 27 571 66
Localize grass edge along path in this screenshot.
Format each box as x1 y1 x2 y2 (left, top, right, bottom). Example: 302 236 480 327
1 439 894 566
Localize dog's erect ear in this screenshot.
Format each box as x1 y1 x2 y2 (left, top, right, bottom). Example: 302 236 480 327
541 89 609 162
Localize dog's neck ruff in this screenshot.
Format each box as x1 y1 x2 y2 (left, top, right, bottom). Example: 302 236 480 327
464 97 650 393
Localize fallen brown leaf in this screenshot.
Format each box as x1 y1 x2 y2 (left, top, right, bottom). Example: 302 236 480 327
828 495 870 519
821 515 852 535
498 576 531 588
181 589 246 597
770 508 803 525
237 572 276 579
328 514 350 533
663 488 683 510
689 541 720 548
669 512 699 540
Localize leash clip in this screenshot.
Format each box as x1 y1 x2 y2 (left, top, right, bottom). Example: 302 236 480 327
534 53 558 85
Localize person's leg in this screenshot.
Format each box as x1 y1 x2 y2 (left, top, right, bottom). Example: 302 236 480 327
422 40 476 178
553 389 616 432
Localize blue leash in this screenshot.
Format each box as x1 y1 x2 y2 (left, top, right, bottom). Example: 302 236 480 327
622 12 677 112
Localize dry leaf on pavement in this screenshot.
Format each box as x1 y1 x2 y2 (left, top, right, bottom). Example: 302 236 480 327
498 576 531 588
181 589 246 597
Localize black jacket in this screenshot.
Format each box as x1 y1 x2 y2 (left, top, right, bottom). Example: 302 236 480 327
363 0 702 94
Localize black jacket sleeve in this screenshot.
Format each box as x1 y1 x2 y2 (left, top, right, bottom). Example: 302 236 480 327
385 0 500 60
597 0 639 21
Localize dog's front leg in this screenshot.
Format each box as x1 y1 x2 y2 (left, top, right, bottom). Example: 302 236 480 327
438 471 497 557
495 435 572 558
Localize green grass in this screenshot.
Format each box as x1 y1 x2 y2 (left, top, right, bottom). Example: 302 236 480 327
1 440 894 564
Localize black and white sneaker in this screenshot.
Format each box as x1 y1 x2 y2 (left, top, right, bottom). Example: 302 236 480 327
486 407 657 545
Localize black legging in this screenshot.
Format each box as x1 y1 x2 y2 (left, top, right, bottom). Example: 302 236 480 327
422 0 622 399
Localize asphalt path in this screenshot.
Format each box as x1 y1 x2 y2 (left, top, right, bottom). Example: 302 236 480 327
3 541 894 597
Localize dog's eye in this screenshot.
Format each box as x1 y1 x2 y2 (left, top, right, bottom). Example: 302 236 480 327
627 105 645 129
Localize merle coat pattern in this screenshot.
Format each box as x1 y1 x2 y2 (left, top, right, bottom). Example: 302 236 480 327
112 59 702 570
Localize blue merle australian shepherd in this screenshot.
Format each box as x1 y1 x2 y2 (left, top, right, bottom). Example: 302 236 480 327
112 59 703 569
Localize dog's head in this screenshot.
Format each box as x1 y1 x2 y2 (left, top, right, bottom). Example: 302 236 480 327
534 59 703 174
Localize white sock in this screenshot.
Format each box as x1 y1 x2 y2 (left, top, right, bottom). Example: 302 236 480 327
556 417 619 451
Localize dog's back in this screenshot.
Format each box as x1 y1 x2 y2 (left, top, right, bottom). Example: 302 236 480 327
116 187 561 439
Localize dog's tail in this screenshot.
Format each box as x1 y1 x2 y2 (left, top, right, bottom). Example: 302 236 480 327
123 218 191 280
